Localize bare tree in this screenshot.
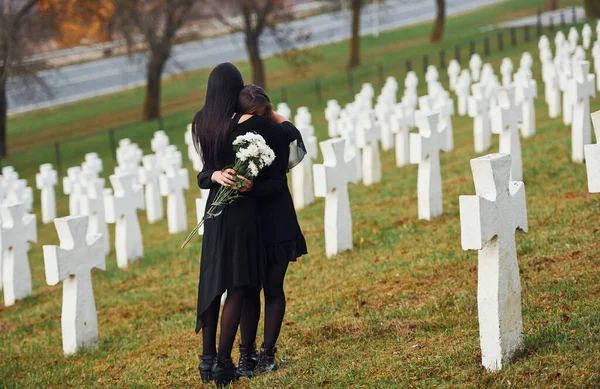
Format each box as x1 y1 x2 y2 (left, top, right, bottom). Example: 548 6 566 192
544 0 557 12
0 0 46 158
430 0 445 43
113 0 198 121
347 0 361 69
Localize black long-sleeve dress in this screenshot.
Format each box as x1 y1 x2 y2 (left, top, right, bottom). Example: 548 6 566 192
195 115 305 333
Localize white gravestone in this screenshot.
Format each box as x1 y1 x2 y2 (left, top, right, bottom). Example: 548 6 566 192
568 27 579 53
6 179 33 213
356 110 382 186
159 153 189 234
558 54 574 125
64 167 83 216
500 58 513 87
420 94 454 152
196 197 208 236
514 72 537 139
583 24 593 50
597 20 600 38
585 112 600 192
43 215 106 356
456 70 472 116
375 95 395 151
104 173 145 268
570 61 596 163
538 35 550 53
292 109 318 210
426 65 440 96
36 164 58 224
338 110 363 181
390 103 412 167
491 87 523 181
313 138 357 257
276 103 291 120
138 155 164 223
593 41 600 91
185 124 203 172
410 111 444 220
468 83 492 153
542 50 561 119
82 153 103 178
325 100 341 138
470 53 483 82
459 153 527 372
80 178 111 255
1 202 37 307
447 59 461 92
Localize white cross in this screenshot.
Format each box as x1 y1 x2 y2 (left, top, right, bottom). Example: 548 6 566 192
538 35 550 53
338 110 362 182
419 94 454 152
138 154 164 223
151 131 170 156
410 111 444 220
390 103 412 167
374 96 395 151
276 103 291 120
104 173 145 268
36 164 58 224
80 178 111 255
468 83 492 153
292 111 317 210
514 72 537 139
82 153 103 177
542 51 561 119
116 141 142 177
592 41 600 91
356 110 382 186
43 215 106 356
500 58 513 87
447 59 461 92
570 61 596 163
425 65 439 96
568 27 579 53
6 179 33 213
470 53 483 82
0 202 37 307
313 138 357 257
491 86 523 181
456 70 472 116
557 52 574 126
585 111 600 192
185 124 204 172
325 100 341 138
159 153 189 234
459 153 528 372
63 167 84 216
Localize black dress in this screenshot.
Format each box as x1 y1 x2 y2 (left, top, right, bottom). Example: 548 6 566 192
195 115 302 333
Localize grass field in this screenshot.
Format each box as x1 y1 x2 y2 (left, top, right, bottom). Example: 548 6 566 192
2 0 600 388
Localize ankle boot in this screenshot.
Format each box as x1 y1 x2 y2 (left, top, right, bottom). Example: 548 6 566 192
255 343 278 374
237 342 259 378
211 357 238 387
198 355 216 383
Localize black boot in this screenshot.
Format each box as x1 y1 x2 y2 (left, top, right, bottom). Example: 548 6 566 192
199 355 216 383
255 343 278 374
211 357 238 388
237 342 259 378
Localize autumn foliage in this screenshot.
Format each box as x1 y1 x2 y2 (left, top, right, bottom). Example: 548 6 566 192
38 0 115 47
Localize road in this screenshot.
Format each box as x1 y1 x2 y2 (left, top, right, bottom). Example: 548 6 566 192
8 0 505 114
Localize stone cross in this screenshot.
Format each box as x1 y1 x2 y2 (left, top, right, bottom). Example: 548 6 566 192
360 83 375 108
592 41 600 92
36 164 58 224
276 102 291 120
568 27 579 53
159 152 189 234
82 153 103 178
557 52 574 126
447 59 461 92
555 31 566 56
468 83 492 153
585 111 600 192
456 69 472 116
390 103 412 167
570 61 596 163
375 95 395 151
518 52 533 78
491 86 523 181
356 110 382 186
500 58 513 87
541 49 561 119
426 65 440 96
104 173 145 268
538 35 550 53
597 20 600 38
43 215 106 356
573 46 586 61
410 111 444 220
325 100 341 138
459 153 528 372
313 138 357 258
185 124 203 172
196 197 208 236
470 53 483 82
1 202 37 307
5 179 33 212
514 71 537 139
116 140 143 177
64 167 83 216
338 110 363 182
420 94 454 152
138 155 164 223
583 25 593 49
292 108 318 210
151 131 170 156
80 178 111 255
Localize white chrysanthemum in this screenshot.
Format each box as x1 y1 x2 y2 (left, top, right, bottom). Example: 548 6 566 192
236 148 250 161
260 147 275 167
248 161 259 177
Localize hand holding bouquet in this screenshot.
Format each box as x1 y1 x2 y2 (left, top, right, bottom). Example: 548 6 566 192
181 132 275 248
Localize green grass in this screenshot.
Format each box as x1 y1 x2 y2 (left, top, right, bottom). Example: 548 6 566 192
3 0 600 387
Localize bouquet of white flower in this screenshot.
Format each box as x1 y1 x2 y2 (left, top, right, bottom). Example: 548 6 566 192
181 132 276 248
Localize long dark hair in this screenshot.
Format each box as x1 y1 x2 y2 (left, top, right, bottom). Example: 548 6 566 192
192 63 244 169
237 84 273 119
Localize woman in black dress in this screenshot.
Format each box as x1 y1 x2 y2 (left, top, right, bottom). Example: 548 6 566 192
233 85 308 377
192 65 301 387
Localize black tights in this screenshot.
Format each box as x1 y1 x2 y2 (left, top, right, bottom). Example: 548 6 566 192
201 286 257 360
240 261 289 350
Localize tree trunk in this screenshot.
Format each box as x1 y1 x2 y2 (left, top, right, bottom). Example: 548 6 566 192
246 35 266 88
430 0 445 44
544 0 557 11
347 0 361 70
143 54 167 121
0 76 7 158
